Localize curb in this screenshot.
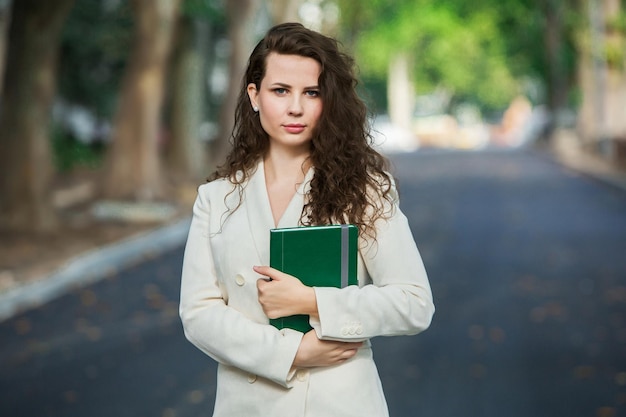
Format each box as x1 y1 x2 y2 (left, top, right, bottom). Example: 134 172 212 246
541 131 626 193
0 217 191 323
550 150 626 193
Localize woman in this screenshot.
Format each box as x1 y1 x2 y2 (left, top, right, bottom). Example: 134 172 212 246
179 22 434 417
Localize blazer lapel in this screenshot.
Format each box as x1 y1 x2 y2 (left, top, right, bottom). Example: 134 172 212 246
245 159 275 265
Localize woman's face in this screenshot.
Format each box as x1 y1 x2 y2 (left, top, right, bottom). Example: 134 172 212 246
247 53 322 154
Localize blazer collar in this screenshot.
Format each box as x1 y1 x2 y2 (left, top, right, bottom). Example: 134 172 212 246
246 159 314 264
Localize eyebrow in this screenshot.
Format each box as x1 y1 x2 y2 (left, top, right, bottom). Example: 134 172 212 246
270 82 320 90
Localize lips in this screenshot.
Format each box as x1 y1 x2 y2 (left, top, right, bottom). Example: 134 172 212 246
283 124 306 134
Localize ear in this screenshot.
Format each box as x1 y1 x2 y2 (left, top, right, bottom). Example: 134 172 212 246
247 83 259 111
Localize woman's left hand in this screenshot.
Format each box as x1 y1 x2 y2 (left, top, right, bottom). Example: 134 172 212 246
254 265 318 319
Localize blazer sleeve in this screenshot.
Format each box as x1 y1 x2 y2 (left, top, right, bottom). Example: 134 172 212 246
309 189 435 341
179 187 303 388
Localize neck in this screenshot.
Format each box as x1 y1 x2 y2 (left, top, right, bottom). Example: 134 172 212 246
263 148 311 185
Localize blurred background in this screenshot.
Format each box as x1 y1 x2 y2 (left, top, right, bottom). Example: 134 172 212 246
0 0 624 233
1 1 626 416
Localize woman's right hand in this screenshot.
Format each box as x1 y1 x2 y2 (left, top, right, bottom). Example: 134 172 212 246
293 330 363 368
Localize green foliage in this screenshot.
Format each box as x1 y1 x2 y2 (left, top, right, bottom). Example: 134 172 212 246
59 0 133 119
58 0 227 126
338 0 582 113
182 0 225 21
605 11 626 70
357 75 387 115
606 11 626 33
605 41 624 70
51 127 104 173
351 1 519 112
54 0 230 174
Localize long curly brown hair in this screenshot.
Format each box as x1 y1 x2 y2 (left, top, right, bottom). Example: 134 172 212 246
210 22 395 239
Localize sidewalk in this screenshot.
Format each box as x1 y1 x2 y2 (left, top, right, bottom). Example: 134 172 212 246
546 129 626 192
0 216 191 322
1 133 625 323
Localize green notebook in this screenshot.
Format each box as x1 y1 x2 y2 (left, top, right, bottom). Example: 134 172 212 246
269 224 358 333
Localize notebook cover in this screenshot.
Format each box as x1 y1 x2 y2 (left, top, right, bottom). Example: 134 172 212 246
269 224 358 333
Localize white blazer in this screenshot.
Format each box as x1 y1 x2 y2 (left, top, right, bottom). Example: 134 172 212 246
179 160 434 417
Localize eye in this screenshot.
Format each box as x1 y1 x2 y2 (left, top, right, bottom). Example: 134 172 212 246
305 90 320 97
273 88 288 95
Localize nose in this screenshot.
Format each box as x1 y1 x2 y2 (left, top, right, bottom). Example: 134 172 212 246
287 96 303 116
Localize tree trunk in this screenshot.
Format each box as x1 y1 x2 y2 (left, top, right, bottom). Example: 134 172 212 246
387 52 414 132
166 16 208 180
102 0 181 200
578 0 606 145
543 0 569 134
602 0 626 164
211 0 259 168
577 0 626 162
268 0 302 24
0 0 12 98
0 0 75 231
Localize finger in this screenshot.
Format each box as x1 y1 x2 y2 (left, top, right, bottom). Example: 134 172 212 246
339 341 363 349
256 277 272 289
253 265 280 281
342 348 359 359
253 265 274 275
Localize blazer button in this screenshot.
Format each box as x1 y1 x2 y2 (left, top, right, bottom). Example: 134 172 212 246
235 274 245 286
356 325 363 335
341 327 349 336
247 373 257 383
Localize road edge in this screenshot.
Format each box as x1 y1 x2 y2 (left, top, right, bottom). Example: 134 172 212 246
0 217 191 323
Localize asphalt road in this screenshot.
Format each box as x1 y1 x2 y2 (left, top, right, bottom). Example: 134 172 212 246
1 148 625 417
